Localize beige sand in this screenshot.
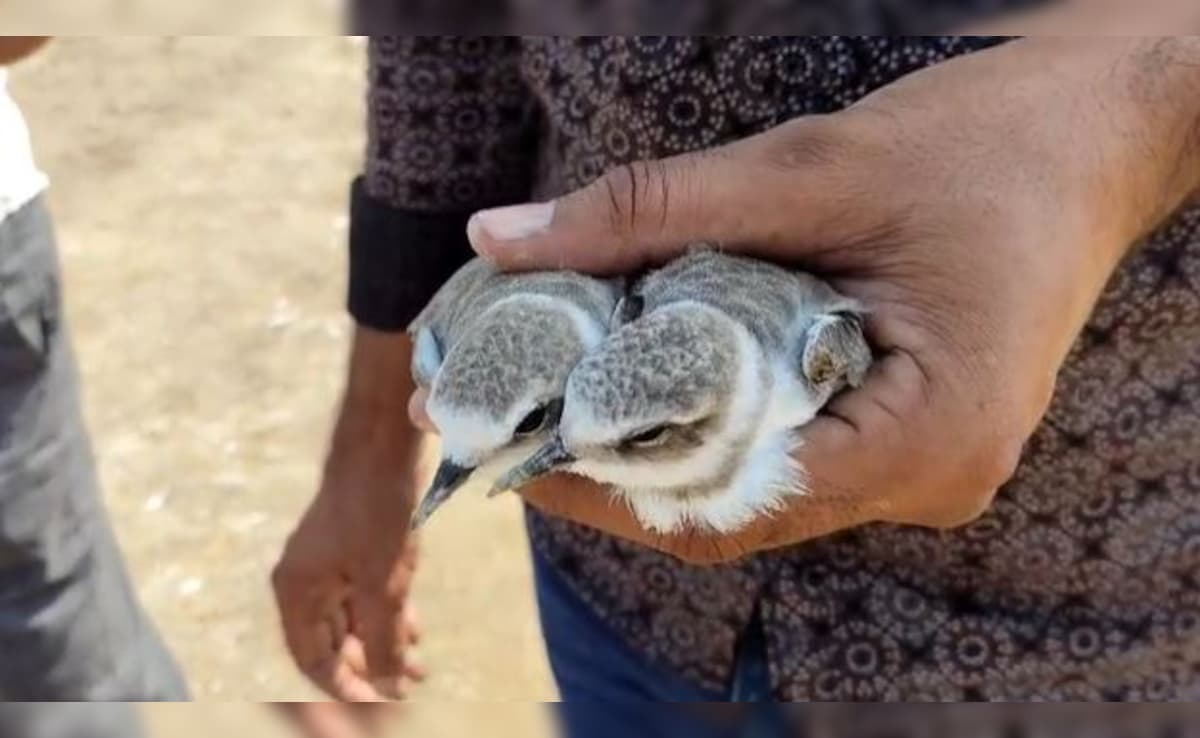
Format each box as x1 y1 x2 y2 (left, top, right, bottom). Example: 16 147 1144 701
9 36 556 736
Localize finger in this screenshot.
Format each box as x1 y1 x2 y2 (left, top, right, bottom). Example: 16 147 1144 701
782 350 934 534
407 389 436 433
336 635 413 699
466 118 859 275
518 474 649 542
329 638 390 702
272 570 359 701
403 602 421 646
352 588 409 694
467 150 746 274
274 702 369 738
402 647 428 682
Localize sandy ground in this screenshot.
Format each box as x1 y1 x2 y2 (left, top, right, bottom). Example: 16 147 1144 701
9 37 556 736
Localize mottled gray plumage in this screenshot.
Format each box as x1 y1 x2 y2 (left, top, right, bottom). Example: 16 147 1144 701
408 257 622 528
409 258 621 418
497 245 873 533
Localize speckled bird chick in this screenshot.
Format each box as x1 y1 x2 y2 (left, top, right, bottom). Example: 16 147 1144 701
494 246 872 534
408 257 622 528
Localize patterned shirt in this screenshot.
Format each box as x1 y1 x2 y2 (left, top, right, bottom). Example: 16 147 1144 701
349 31 1200 700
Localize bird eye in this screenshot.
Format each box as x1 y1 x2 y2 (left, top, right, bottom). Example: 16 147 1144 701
625 424 672 448
514 406 549 437
514 398 563 439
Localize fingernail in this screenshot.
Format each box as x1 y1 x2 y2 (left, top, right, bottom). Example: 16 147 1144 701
468 201 555 249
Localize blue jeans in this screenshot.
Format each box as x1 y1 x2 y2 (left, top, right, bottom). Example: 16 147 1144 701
532 549 792 738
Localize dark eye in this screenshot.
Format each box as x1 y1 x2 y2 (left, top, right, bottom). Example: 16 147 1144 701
514 398 562 439
625 424 672 448
514 407 548 437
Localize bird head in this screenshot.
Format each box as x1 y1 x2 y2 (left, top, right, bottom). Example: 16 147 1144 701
410 296 600 528
493 303 768 497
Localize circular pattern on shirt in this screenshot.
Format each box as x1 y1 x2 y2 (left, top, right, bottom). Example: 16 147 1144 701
1045 350 1131 436
987 527 1082 597
867 579 949 646
714 38 783 124
804 621 903 700
645 69 728 153
649 607 704 653
632 557 684 609
589 101 665 164
931 617 1018 686
618 36 702 87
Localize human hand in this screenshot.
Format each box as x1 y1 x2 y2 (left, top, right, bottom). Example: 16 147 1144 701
455 38 1200 564
273 702 396 738
0 37 50 65
273 329 432 699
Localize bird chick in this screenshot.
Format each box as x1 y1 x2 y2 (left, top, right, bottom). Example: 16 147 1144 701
408 257 621 529
492 246 872 534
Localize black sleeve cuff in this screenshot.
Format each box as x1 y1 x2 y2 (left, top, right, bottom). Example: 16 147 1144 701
347 176 477 331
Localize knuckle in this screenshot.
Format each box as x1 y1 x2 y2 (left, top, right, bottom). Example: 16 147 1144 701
673 531 741 566
976 428 1027 491
269 563 288 593
929 431 1025 530
929 487 999 529
591 158 678 241
596 163 637 237
760 115 855 173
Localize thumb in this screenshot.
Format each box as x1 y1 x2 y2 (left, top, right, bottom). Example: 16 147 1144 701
467 119 851 274
354 538 418 695
468 150 749 274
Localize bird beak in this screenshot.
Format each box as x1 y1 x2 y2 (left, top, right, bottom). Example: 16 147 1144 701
488 437 576 498
410 460 476 530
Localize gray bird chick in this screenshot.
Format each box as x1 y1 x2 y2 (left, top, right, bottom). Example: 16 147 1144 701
492 246 872 534
408 257 622 529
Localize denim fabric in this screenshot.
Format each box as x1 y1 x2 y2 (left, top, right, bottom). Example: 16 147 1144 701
533 546 791 738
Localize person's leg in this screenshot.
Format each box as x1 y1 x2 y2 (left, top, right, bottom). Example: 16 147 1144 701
531 545 790 738
0 704 146 738
0 197 188 711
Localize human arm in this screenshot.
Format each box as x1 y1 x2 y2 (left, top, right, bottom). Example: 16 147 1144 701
271 36 540 709
0 37 50 65
461 37 1200 564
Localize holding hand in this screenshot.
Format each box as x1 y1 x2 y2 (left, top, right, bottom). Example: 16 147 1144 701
273 330 430 710
452 38 1200 564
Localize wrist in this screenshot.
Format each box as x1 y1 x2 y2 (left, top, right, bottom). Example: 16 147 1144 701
327 325 430 469
1001 38 1200 259
342 325 417 411
1076 38 1200 248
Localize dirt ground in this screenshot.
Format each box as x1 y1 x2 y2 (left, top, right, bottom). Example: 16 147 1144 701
9 37 556 736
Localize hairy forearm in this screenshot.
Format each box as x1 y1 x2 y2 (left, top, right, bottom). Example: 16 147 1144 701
323 327 429 509
0 37 50 65
1083 37 1200 237
996 37 1200 251
342 326 417 411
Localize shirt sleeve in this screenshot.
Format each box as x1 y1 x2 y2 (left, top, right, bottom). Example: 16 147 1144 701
348 36 539 331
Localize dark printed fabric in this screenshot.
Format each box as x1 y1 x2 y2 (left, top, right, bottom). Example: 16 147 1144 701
351 0 1045 34
363 35 1200 699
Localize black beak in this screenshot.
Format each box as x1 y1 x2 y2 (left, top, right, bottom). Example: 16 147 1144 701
488 437 576 498
410 460 476 530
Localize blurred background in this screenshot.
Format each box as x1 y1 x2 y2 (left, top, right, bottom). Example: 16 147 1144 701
7 36 555 735
0 0 341 33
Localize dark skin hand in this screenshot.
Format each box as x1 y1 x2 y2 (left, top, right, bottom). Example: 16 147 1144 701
448 38 1200 565
272 330 430 733
0 37 50 65
273 33 1200 738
